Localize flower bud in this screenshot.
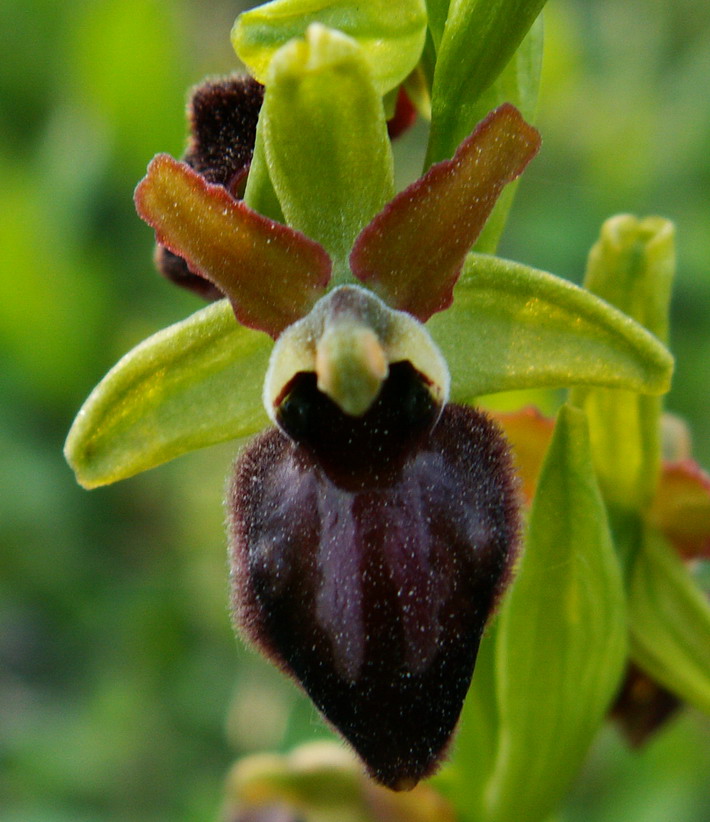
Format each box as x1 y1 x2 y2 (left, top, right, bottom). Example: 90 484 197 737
155 75 264 299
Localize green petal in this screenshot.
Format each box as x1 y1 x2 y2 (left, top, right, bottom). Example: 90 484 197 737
426 0 546 167
261 24 394 278
486 404 626 822
64 300 271 489
232 0 427 95
570 216 675 511
427 253 674 401
629 527 710 715
242 113 285 223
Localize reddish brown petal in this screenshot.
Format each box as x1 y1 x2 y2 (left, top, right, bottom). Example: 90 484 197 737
491 406 555 504
610 663 681 747
155 76 264 300
135 155 331 338
649 459 710 560
387 87 417 139
350 104 540 320
228 403 519 789
184 75 264 187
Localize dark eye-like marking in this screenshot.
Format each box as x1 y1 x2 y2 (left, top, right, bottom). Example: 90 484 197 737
276 361 440 490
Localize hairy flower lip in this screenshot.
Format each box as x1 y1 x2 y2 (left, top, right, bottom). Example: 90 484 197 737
229 404 520 790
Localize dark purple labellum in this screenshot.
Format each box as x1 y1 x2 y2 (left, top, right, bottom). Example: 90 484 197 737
228 367 519 790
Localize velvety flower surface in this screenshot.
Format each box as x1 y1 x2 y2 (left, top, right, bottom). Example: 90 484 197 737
229 402 519 788
155 75 264 299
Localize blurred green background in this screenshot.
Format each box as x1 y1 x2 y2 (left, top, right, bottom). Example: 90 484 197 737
1 1 708 820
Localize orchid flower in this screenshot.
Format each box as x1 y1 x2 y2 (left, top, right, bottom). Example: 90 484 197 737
62 6 708 813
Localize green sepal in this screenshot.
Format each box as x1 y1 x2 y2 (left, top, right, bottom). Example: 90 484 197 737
570 216 675 511
629 526 710 715
64 300 271 489
426 0 546 167
427 253 674 402
486 404 626 822
232 0 427 95
261 24 394 278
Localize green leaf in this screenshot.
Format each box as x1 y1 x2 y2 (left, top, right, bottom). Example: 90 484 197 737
232 0 427 95
426 0 451 51
629 527 710 715
261 24 394 278
64 300 271 488
571 216 676 511
426 0 546 167
439 621 499 821
427 253 674 401
485 404 626 822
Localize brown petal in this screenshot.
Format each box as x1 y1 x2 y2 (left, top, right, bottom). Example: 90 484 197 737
491 406 555 504
350 104 540 320
155 76 264 299
135 155 331 337
610 663 681 747
184 75 264 187
387 87 417 140
649 459 710 560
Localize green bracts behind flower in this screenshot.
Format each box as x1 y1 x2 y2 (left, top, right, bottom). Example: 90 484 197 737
571 215 675 511
426 0 546 167
429 253 674 402
630 527 710 715
261 24 394 276
485 404 626 822
232 0 427 95
65 301 271 489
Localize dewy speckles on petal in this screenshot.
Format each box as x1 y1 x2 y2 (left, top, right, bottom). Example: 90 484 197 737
228 402 520 790
228 287 520 789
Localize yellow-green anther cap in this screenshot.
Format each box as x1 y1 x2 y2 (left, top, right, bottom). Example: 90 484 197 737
263 285 450 423
315 319 388 417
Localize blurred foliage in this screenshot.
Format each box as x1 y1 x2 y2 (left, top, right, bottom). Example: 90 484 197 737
0 1 707 820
